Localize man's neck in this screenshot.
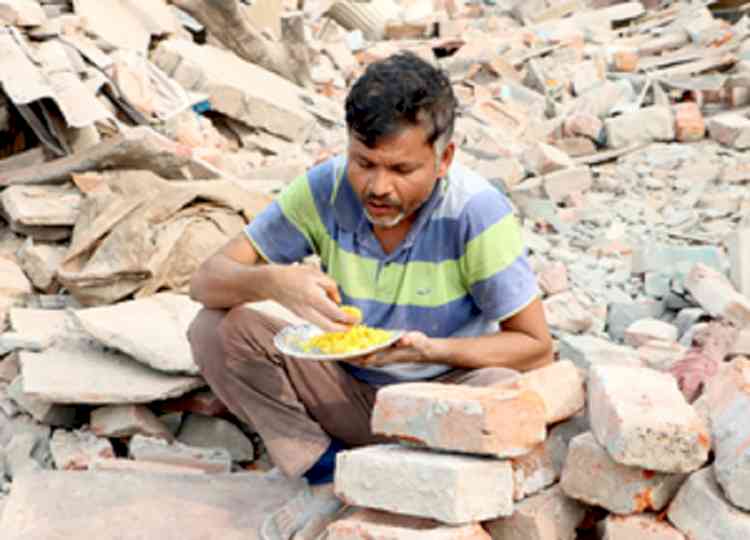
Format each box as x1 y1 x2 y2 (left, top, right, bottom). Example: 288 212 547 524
372 218 414 255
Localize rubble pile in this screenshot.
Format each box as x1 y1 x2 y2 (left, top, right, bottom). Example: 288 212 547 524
0 0 747 537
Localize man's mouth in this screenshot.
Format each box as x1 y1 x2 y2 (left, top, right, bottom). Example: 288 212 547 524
366 200 397 216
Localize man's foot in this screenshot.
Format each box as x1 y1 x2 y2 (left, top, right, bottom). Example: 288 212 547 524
261 483 342 540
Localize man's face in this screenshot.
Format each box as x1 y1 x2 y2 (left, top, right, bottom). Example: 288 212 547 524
347 125 454 229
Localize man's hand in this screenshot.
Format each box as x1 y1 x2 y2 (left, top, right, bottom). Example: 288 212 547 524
346 331 435 368
272 264 357 332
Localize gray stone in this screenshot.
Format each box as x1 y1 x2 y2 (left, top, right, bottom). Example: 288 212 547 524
5 431 50 480
607 300 666 342
605 106 675 148
558 334 641 373
177 414 254 462
0 469 304 540
547 413 590 476
0 331 49 356
7 376 75 427
17 239 65 292
668 468 750 540
129 434 232 474
72 293 201 375
50 429 115 470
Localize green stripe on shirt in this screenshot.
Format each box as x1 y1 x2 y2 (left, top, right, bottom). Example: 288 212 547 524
461 212 524 286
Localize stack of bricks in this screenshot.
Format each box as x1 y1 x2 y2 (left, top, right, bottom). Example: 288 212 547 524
327 360 589 539
326 356 750 539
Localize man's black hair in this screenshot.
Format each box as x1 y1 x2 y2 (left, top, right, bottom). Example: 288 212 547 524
345 52 457 149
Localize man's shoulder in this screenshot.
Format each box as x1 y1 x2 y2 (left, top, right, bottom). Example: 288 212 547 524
438 161 513 222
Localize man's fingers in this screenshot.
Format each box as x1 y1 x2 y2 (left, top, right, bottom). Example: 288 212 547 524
301 306 350 333
317 274 342 305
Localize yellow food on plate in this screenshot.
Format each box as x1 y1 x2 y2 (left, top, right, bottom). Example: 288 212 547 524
340 305 363 324
304 325 392 355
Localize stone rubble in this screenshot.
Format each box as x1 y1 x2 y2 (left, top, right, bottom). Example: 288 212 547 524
0 0 747 537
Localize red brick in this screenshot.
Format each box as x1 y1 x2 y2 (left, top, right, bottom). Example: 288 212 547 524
327 509 491 540
673 102 706 142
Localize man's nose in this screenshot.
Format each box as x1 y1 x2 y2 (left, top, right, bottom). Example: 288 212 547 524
367 167 393 197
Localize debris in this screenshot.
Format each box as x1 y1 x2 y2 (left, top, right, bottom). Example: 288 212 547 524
90 405 173 440
177 413 255 462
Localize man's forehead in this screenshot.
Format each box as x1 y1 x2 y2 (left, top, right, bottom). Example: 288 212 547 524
348 126 431 159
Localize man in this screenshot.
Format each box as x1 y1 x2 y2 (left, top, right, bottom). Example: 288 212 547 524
188 52 552 539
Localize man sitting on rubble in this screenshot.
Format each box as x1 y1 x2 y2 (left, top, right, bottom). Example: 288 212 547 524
187 51 552 539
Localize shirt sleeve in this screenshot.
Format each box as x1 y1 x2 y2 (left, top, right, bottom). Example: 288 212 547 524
459 189 540 322
244 173 318 264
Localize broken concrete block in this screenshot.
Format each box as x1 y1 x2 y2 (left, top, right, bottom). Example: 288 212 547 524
152 39 321 143
603 514 685 540
605 106 675 148
588 365 710 473
335 444 513 524
8 376 75 427
607 300 666 342
50 429 114 470
0 469 304 539
0 0 46 26
327 509 492 540
0 257 32 300
91 457 206 475
0 185 80 233
543 167 592 203
639 340 688 372
371 382 546 457
521 360 584 424
5 432 45 479
560 432 685 514
0 332 49 356
72 293 202 375
624 318 679 348
631 244 722 276
728 227 750 297
543 292 593 334
91 405 173 440
708 113 750 150
521 142 574 176
484 485 585 540
558 334 641 373
668 467 750 540
17 239 65 292
673 102 705 142
703 357 750 510
129 434 231 474
684 263 750 327
177 414 254 462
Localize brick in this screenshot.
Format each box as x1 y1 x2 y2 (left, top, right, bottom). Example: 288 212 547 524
158 388 230 417
602 514 685 540
537 261 569 296
684 263 750 326
702 357 750 510
543 292 593 334
485 485 585 540
542 167 592 203
563 113 603 141
91 458 205 475
91 405 173 441
335 445 513 524
604 106 675 148
588 365 710 473
668 468 750 540
128 434 231 473
624 318 679 348
558 335 641 373
728 227 750 297
673 102 705 142
177 413 254 462
560 432 686 514
521 142 574 176
638 340 688 372
0 258 32 300
372 383 546 457
510 439 558 501
708 113 750 149
327 509 492 540
50 429 114 470
521 360 584 424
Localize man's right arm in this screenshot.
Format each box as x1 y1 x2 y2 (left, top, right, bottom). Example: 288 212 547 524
189 232 356 332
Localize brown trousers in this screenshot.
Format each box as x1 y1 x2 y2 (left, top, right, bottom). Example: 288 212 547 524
187 306 519 478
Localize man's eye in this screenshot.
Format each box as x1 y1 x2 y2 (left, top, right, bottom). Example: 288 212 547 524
395 167 416 174
358 160 372 168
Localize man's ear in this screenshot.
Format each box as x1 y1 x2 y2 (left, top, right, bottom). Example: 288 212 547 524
437 142 455 178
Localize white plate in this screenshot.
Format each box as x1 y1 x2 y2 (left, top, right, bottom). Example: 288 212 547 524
273 324 404 361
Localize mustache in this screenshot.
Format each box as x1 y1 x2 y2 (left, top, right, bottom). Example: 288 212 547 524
365 194 400 207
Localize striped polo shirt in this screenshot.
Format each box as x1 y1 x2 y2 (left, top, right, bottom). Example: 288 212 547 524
245 155 539 385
